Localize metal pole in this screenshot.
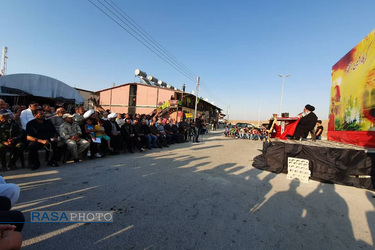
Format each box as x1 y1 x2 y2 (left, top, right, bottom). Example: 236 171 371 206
194 76 200 120
227 105 230 122
109 82 115 112
280 76 285 115
257 99 262 127
279 74 290 115
180 85 184 121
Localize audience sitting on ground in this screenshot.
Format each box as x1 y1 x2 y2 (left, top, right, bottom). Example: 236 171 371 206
250 127 260 140
224 126 230 137
223 125 271 141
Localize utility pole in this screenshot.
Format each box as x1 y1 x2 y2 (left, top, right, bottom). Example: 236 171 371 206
194 76 200 120
1 47 8 76
109 82 115 112
257 99 262 127
180 84 185 121
227 105 230 123
278 74 290 115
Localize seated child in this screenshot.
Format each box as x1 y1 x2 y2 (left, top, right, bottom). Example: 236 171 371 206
84 118 102 158
224 126 229 137
94 119 113 151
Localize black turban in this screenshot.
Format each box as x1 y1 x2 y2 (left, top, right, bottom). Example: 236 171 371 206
305 104 315 112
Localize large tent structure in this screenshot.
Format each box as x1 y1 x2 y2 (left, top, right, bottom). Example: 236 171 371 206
0 73 84 104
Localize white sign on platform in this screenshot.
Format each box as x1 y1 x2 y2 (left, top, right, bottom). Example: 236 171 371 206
287 157 311 183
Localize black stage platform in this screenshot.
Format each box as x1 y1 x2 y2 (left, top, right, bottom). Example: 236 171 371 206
253 140 375 189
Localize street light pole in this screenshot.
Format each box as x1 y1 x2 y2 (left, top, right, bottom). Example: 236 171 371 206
278 74 290 115
194 76 200 120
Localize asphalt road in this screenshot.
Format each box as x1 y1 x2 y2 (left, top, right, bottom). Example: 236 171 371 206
3 130 375 249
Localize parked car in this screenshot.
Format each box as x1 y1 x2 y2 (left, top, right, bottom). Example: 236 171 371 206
235 122 256 129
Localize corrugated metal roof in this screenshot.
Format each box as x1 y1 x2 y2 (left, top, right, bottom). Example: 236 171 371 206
0 73 84 103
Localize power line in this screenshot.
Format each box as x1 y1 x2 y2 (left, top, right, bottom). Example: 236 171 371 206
89 0 227 107
107 0 198 79
88 0 196 82
103 0 197 80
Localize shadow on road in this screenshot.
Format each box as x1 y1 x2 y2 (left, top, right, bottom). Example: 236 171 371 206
8 133 375 249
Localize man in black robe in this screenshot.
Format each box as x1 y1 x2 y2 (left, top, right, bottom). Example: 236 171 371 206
293 104 318 140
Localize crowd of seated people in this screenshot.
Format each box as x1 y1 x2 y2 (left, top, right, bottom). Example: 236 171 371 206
0 99 208 171
224 125 267 141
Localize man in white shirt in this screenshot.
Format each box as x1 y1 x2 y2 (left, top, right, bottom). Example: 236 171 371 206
20 101 39 130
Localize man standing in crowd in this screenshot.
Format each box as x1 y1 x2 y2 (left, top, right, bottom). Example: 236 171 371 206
0 110 24 170
213 118 218 131
26 108 60 169
20 101 39 131
49 107 66 133
59 114 90 163
178 119 189 142
126 119 145 152
293 104 318 140
315 120 324 140
195 114 203 143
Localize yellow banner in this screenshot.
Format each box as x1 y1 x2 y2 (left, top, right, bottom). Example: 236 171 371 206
185 113 193 118
329 29 375 131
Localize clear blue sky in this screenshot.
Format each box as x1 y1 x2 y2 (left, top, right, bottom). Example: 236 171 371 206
1 0 375 120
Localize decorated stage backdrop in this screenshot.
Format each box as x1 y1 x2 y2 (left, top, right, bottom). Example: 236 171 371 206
329 29 375 148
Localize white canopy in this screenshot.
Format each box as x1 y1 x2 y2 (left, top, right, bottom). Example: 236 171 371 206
0 73 84 103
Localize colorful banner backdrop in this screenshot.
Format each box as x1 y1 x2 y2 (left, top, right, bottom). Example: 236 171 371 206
328 29 375 147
